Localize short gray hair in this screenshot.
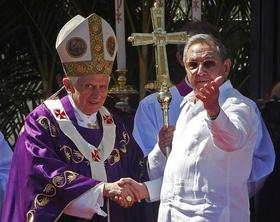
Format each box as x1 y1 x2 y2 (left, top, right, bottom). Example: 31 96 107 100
183 34 228 64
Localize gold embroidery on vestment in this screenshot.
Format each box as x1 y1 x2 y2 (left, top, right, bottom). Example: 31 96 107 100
60 145 85 163
52 171 78 188
107 149 121 166
26 209 35 222
107 125 131 165
37 116 57 137
34 184 56 208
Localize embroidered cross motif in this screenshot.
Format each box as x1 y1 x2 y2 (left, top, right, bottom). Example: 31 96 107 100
103 114 113 124
91 149 101 162
54 109 67 120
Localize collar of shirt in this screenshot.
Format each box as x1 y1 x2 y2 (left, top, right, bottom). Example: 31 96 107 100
67 95 98 128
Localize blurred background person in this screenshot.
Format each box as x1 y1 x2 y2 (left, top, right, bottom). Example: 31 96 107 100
0 131 12 218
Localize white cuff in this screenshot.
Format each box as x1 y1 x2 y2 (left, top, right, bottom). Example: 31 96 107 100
144 177 162 202
64 183 107 219
147 143 167 180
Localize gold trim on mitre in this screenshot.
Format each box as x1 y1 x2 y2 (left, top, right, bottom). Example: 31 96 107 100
63 58 113 76
57 14 117 77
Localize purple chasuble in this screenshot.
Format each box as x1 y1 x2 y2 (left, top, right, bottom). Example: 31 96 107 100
2 91 150 222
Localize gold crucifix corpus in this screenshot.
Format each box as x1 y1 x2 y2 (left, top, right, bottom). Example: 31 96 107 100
128 2 189 157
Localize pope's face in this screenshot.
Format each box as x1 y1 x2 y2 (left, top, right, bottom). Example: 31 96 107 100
70 74 109 115
184 42 230 93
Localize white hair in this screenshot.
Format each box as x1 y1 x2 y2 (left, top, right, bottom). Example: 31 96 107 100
68 75 111 87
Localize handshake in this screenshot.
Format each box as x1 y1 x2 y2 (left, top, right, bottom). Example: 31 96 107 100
103 178 149 208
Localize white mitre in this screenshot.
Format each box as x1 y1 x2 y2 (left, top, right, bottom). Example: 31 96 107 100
56 14 118 77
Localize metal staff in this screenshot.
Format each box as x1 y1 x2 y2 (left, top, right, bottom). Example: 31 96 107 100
157 81 172 157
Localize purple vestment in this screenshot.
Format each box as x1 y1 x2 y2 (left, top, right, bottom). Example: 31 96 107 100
2 91 151 222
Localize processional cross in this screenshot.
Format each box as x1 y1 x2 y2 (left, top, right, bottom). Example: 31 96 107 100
128 2 189 156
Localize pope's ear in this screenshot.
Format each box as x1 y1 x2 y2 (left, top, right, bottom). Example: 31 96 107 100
62 78 74 93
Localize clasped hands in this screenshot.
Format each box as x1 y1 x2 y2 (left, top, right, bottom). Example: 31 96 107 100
103 178 149 208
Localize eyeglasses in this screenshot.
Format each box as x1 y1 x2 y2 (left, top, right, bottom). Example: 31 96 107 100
186 60 217 71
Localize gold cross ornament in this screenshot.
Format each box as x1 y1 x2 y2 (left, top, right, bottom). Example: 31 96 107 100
128 2 189 90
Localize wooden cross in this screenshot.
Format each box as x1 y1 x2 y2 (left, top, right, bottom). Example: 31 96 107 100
128 2 189 89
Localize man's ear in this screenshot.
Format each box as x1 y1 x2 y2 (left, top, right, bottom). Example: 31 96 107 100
223 58 232 78
62 78 75 93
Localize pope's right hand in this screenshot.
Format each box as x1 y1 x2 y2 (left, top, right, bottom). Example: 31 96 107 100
103 179 139 208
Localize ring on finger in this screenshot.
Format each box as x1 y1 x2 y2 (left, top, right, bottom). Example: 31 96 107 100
126 195 132 202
